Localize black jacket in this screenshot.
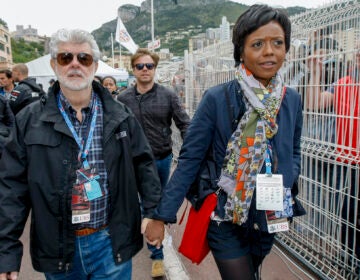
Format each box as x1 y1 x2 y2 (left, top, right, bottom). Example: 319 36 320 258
9 77 45 115
0 81 161 273
118 83 190 159
0 95 14 157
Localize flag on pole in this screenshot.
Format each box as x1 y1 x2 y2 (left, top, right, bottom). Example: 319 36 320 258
115 16 138 54
148 39 161 50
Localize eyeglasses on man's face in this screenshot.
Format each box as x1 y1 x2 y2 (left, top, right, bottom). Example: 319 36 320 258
56 52 94 67
134 63 155 71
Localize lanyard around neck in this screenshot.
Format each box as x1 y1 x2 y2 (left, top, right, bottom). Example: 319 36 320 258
265 142 272 176
57 93 98 168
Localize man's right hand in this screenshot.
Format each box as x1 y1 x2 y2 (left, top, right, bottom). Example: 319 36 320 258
0 271 19 280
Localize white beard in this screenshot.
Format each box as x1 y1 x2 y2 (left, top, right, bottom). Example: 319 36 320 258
55 66 95 91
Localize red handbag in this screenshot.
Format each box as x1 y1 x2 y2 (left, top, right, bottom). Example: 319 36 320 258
178 192 218 264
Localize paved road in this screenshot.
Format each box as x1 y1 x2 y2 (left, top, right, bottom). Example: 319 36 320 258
164 202 317 280
19 204 317 280
19 218 155 280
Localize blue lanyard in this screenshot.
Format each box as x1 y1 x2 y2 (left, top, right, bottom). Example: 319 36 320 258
57 93 98 169
265 143 272 176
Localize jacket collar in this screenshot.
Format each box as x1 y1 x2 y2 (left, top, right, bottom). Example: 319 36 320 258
134 83 157 96
39 81 129 141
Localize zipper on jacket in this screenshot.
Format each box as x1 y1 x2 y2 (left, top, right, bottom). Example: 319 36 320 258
65 263 70 273
136 95 152 143
136 95 145 129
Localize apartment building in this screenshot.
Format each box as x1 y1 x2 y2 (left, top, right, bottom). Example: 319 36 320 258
0 23 13 69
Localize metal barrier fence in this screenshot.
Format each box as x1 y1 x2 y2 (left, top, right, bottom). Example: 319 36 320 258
156 0 360 278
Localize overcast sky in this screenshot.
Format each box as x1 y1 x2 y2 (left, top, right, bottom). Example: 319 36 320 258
1 0 334 37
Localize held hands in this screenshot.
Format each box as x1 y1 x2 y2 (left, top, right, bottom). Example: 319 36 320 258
0 272 19 280
141 218 165 249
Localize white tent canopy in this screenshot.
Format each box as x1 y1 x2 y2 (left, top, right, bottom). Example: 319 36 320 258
26 54 129 91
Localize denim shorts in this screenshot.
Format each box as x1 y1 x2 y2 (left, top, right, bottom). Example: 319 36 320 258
207 220 275 260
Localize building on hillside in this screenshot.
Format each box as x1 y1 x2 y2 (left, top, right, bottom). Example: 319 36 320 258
189 33 217 52
191 16 231 52
0 23 13 69
220 16 231 41
205 16 230 42
157 48 173 61
13 25 37 40
111 54 132 72
12 25 47 44
206 28 220 40
336 27 360 62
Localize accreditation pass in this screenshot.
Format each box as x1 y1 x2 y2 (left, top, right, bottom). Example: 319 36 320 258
256 174 283 211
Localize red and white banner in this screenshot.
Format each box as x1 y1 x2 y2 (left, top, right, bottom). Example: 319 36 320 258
148 39 161 50
115 16 138 54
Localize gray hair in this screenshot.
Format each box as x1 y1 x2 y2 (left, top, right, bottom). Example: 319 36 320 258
49 29 100 62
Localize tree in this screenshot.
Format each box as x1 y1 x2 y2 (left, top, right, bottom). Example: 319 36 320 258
11 38 44 63
0 18 8 28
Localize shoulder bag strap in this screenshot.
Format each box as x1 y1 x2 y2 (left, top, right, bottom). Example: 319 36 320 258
224 85 234 130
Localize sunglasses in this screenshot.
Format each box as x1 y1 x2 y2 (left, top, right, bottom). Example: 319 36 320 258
134 63 155 70
56 52 94 67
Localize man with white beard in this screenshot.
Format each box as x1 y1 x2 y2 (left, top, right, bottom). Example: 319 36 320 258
0 29 164 280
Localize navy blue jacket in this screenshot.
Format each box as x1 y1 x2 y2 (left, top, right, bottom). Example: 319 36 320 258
154 79 303 230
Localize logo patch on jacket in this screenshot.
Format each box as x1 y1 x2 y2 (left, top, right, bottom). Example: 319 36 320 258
116 131 127 139
9 90 20 101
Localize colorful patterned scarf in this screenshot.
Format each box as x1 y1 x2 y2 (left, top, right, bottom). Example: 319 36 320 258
218 64 284 225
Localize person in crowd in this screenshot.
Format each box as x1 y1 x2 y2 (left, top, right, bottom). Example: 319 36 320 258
9 63 45 115
0 28 164 280
49 78 56 87
334 42 359 261
48 78 56 88
0 69 15 99
47 78 56 94
305 37 341 114
302 36 343 234
314 41 360 260
148 5 304 279
118 48 190 278
305 35 359 257
102 75 120 98
118 84 128 94
94 75 103 84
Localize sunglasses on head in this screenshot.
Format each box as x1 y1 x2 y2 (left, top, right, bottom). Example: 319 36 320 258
134 63 155 70
56 52 94 67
